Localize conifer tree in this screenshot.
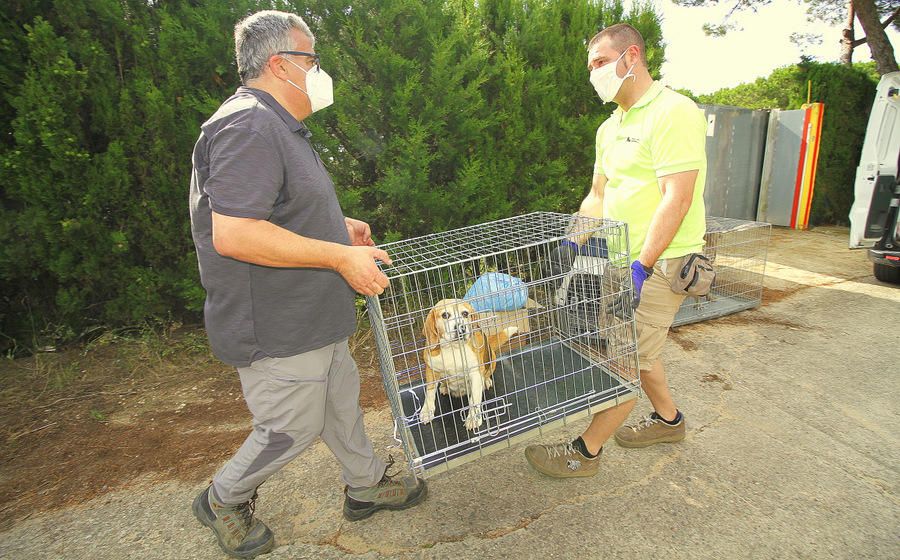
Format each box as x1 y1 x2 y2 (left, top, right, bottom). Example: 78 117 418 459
0 0 665 350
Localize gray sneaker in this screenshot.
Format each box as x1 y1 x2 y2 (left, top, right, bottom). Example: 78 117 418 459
524 440 602 478
343 459 427 521
192 485 275 558
614 412 686 448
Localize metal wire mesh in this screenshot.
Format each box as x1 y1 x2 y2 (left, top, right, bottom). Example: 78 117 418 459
366 212 641 477
673 217 772 327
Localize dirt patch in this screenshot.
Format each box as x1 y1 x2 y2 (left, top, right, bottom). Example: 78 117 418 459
713 312 808 330
351 328 389 411
673 307 811 332
762 286 804 305
0 326 387 530
0 342 246 531
700 373 733 390
0 377 249 529
760 271 876 306
668 329 698 351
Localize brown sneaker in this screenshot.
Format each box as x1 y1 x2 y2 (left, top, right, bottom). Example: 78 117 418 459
192 485 275 558
614 412 686 448
524 439 602 478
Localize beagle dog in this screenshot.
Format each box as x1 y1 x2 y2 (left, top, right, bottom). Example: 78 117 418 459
419 298 518 431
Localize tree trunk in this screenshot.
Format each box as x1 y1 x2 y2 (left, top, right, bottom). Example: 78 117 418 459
840 1 854 65
853 0 898 74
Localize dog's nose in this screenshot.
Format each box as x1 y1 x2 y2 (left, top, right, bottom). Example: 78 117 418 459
457 324 468 335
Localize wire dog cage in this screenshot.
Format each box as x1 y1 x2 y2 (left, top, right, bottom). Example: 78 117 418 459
366 212 641 477
673 217 772 327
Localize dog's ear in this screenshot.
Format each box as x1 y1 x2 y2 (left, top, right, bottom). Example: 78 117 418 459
483 332 496 365
468 311 492 362
423 307 439 346
468 311 485 342
472 326 495 368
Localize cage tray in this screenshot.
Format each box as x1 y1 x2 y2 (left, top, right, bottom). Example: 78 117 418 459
397 338 636 472
673 293 760 327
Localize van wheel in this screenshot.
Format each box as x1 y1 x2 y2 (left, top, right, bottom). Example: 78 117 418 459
873 262 900 284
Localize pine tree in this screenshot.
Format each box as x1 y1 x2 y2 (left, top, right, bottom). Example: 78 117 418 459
0 0 666 351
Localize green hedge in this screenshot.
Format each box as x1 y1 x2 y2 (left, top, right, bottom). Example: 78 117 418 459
698 61 879 226
0 0 663 352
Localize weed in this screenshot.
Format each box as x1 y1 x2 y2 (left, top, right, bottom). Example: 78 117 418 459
49 359 82 391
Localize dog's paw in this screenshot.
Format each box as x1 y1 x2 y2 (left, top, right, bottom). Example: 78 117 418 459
438 384 449 395
419 404 435 425
505 326 519 337
483 377 493 390
464 411 483 431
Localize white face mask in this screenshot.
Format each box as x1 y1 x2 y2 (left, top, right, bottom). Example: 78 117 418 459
589 48 636 103
283 57 334 113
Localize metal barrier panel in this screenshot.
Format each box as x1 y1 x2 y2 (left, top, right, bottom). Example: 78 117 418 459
757 109 807 226
699 104 769 220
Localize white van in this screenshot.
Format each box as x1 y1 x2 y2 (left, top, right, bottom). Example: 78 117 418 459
849 71 900 283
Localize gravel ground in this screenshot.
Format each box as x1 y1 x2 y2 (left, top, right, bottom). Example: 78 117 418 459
1 226 897 560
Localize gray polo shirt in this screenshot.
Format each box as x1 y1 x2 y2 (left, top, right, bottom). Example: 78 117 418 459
189 86 356 367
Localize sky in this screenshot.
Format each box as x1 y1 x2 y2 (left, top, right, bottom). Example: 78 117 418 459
649 0 900 94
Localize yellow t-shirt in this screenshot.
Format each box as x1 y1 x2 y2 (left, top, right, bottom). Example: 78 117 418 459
594 81 707 262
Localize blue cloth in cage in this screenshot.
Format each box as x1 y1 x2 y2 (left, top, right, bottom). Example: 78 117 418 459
464 272 528 312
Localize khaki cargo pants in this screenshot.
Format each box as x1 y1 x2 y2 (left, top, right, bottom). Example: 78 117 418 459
635 258 689 371
212 340 386 504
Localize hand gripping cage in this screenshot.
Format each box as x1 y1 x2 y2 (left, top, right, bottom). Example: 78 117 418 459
365 212 641 477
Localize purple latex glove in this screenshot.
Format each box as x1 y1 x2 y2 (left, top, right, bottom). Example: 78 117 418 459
630 260 653 309
549 239 580 279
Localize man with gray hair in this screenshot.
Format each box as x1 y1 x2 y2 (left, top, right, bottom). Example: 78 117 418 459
189 10 426 558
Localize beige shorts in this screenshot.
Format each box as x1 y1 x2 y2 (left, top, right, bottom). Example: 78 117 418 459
635 258 688 371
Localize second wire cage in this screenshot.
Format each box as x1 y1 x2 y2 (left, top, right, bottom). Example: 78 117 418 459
366 212 641 477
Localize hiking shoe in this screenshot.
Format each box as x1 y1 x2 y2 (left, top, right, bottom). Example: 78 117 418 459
524 440 602 478
343 458 427 521
614 411 686 448
192 485 275 559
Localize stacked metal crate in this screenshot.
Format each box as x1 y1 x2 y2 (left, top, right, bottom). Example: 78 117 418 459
673 217 772 327
366 212 641 477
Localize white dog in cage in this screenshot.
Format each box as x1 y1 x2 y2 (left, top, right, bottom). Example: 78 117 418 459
419 299 518 431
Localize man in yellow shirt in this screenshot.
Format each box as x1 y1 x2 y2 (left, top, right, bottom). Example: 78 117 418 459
526 23 707 477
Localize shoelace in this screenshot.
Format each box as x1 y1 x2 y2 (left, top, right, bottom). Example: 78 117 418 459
631 415 661 431
234 492 258 528
545 442 577 458
377 455 400 486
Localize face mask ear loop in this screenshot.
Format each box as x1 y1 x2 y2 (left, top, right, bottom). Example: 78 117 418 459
280 55 309 75
620 47 637 82
285 78 309 97
281 55 312 91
